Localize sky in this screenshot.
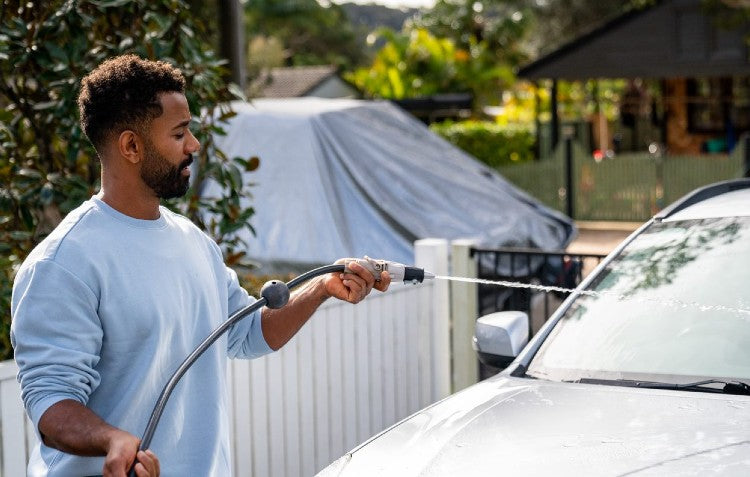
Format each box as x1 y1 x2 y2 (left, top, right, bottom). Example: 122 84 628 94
332 0 436 9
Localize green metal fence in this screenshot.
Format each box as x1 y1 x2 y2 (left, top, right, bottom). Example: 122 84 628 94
500 145 565 212
499 141 746 222
661 152 745 205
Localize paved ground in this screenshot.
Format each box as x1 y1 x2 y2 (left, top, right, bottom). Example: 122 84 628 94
560 220 642 280
566 220 642 256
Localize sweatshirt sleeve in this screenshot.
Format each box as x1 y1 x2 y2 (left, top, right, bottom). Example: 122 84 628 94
10 259 103 431
224 265 273 359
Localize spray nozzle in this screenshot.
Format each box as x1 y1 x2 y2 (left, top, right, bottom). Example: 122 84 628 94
344 257 435 284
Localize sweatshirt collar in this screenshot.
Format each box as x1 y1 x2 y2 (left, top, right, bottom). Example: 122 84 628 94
91 195 168 229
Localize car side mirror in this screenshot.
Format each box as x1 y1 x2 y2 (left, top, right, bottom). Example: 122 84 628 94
473 311 529 369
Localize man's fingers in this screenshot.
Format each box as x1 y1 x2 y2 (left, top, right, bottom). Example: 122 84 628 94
342 272 367 292
373 271 391 292
342 277 366 301
347 262 376 284
146 450 160 475
135 450 159 477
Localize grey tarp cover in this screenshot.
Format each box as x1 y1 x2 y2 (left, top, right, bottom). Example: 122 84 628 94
210 98 575 270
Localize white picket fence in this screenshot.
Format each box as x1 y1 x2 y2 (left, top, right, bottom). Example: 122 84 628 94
0 239 479 476
0 360 38 476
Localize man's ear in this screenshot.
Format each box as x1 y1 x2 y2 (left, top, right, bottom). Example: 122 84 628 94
117 130 142 165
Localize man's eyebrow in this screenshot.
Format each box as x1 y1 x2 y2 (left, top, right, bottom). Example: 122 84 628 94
172 119 191 130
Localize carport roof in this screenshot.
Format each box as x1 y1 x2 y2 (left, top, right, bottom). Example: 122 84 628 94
518 0 750 81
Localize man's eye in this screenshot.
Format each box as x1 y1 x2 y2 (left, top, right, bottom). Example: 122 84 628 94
175 133 185 139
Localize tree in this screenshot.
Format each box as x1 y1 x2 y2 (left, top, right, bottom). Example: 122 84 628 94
524 0 655 56
348 0 534 109
245 0 365 72
413 0 532 68
347 27 461 99
0 0 258 360
348 24 517 111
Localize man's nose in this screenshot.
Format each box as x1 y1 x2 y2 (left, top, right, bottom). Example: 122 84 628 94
186 129 201 153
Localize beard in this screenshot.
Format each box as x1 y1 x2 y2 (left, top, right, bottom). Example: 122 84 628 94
140 143 193 200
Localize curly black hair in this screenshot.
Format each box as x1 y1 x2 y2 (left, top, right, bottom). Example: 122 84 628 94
77 54 186 151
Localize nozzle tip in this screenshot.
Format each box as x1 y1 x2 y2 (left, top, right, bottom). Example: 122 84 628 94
423 271 436 280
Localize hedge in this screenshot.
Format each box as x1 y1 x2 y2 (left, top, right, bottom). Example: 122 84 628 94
430 120 535 168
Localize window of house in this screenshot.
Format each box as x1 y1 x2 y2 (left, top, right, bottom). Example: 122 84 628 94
731 77 750 131
687 77 750 134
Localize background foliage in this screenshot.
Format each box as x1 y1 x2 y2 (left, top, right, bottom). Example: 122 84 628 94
344 0 642 122
430 120 535 167
347 9 524 111
0 0 257 360
245 0 363 73
346 27 476 99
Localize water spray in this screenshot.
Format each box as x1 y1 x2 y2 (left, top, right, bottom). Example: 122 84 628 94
434 275 750 317
129 259 433 475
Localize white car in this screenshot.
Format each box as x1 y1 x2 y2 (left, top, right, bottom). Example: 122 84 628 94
319 179 750 476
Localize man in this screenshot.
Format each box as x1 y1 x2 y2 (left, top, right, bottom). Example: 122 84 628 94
10 55 390 477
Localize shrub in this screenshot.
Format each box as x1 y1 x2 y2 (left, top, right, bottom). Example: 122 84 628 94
430 120 535 168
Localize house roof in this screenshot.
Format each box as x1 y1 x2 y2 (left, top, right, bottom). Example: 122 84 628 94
254 65 341 98
518 0 750 80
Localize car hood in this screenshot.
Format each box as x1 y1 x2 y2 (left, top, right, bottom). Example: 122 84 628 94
319 376 750 476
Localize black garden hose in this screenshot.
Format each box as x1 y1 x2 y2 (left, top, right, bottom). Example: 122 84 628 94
128 264 345 476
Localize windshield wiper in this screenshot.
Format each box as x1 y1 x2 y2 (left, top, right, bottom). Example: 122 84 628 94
575 378 750 395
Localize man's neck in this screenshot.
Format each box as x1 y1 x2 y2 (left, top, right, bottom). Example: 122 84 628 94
98 179 161 220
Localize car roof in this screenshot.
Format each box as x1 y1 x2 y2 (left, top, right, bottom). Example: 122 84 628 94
656 178 750 222
664 188 750 221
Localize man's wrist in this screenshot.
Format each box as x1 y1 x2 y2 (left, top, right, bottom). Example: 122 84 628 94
313 275 332 303
98 425 127 454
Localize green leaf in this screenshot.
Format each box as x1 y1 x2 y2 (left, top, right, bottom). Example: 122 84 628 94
227 164 243 191
9 231 32 241
91 0 132 8
46 172 63 184
179 25 194 38
40 183 54 205
17 168 42 180
119 37 134 49
220 219 247 235
218 110 236 121
209 125 227 135
227 83 246 102
387 67 404 98
45 42 68 62
33 101 59 111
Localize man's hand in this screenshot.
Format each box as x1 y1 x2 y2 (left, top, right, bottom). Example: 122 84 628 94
132 451 160 477
38 400 159 476
103 429 160 477
260 258 392 350
324 258 391 304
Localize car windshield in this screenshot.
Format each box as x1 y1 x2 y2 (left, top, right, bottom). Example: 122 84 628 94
526 216 750 383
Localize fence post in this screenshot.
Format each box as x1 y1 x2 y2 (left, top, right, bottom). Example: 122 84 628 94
414 239 451 401
564 128 575 218
449 239 479 393
744 133 750 177
551 79 559 149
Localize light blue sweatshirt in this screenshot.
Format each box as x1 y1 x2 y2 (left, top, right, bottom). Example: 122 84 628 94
11 196 272 476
